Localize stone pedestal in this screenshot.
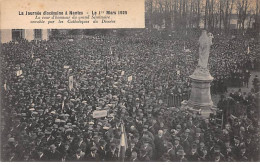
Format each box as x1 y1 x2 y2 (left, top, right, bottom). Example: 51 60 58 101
187 67 214 118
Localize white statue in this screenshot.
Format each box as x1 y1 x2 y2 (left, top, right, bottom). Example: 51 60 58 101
198 30 213 69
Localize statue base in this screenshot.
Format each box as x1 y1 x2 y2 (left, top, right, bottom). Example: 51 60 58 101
186 66 214 118
181 100 217 119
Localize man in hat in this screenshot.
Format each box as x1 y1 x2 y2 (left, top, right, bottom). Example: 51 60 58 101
213 133 224 151
173 136 183 155
238 144 249 161
164 141 176 161
55 138 65 154
128 125 139 139
7 139 23 161
232 136 241 160
199 147 210 162
125 141 138 161
140 141 154 160
71 136 87 154
223 145 235 162
160 152 171 162
245 135 255 160
181 129 193 153
139 148 150 162
106 143 119 162
46 144 61 161
213 152 225 162
212 145 225 161
34 148 47 161
175 124 183 137
186 143 199 162
62 141 73 159
252 75 259 92
154 130 165 160
7 152 19 162
195 128 204 142
42 129 54 146
70 149 85 162
176 149 187 162
143 125 154 141
127 151 139 162
97 140 109 161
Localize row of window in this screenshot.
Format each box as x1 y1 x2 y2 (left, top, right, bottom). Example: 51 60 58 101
12 29 42 41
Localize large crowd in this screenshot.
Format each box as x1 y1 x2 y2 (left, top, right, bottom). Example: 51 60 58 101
1 30 260 162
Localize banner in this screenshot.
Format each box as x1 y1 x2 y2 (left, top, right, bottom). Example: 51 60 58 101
127 75 132 82
93 110 108 118
177 70 180 75
64 65 70 69
69 76 73 90
16 70 22 76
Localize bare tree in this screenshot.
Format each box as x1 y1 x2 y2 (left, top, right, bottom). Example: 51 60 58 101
236 0 249 31
197 0 201 28
204 0 209 29
145 0 154 29
219 0 223 30
228 0 235 31
254 0 260 36
144 0 255 34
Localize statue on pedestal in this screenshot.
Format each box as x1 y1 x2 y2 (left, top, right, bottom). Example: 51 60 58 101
187 30 214 118
191 30 214 80
198 30 213 69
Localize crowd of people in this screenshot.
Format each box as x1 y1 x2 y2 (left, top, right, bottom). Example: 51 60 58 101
210 37 259 94
1 29 259 162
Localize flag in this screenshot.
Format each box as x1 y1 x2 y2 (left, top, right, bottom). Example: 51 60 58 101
69 76 73 91
4 81 7 91
61 100 64 111
118 122 128 161
110 46 113 55
31 45 35 58
127 76 132 82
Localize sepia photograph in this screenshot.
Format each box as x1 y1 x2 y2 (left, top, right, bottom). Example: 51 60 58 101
0 0 260 162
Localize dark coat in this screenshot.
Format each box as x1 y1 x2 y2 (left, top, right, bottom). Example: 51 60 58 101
106 150 119 162
85 153 101 162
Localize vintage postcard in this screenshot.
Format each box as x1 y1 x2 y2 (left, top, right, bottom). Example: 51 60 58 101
0 0 259 162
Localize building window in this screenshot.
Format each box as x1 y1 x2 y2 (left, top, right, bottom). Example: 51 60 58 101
34 29 42 40
12 29 23 41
